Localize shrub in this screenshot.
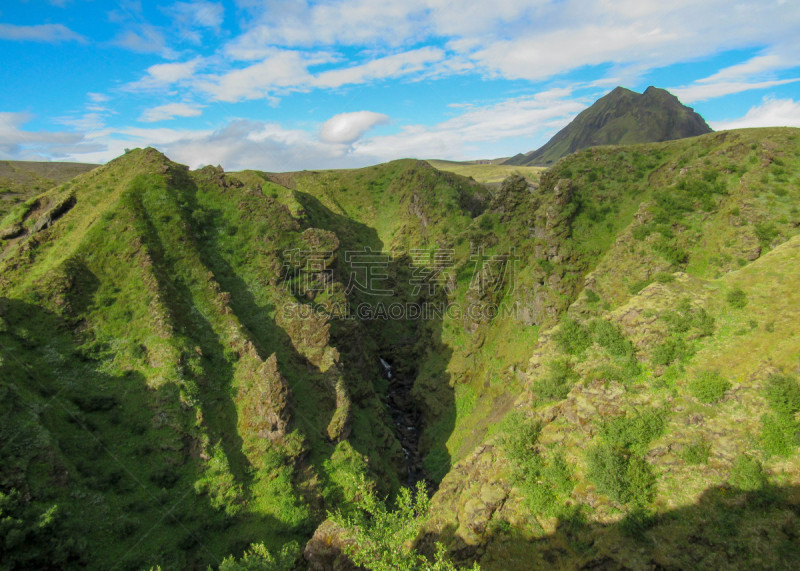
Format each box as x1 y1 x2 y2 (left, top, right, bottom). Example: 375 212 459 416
602 411 666 455
689 370 731 404
761 413 799 457
754 222 779 249
590 319 635 358
586 443 656 506
553 318 591 355
533 359 580 401
726 286 748 309
503 413 542 462
504 421 575 517
662 298 714 334
728 455 767 492
219 542 299 571
330 477 476 571
764 373 800 416
651 336 693 366
628 279 652 295
760 374 800 456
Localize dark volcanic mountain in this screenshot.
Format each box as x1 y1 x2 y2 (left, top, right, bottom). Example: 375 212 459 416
506 86 712 166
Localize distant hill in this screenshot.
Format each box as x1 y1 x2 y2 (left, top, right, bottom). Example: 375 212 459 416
0 160 98 218
505 86 712 166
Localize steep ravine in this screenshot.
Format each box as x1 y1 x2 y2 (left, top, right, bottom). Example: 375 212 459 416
380 356 427 486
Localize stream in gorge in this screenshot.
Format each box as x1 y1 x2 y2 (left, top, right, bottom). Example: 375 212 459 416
380 357 428 487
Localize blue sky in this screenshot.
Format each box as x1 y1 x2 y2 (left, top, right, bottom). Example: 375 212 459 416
1 0 799 171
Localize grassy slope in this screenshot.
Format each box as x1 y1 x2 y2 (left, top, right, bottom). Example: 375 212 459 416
426 160 544 185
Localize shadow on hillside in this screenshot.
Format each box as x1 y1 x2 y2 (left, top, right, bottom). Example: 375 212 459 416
175 165 457 495
419 483 800 570
130 188 253 490
0 297 292 570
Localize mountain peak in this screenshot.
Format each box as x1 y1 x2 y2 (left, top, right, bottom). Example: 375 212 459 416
505 86 711 166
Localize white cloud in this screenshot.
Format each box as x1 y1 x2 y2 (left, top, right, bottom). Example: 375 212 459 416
670 79 800 103
229 0 431 51
0 23 85 43
196 47 444 103
0 112 103 160
169 1 224 28
320 111 389 144
352 88 585 161
1 88 586 168
711 98 800 130
139 103 204 122
127 57 206 90
158 120 355 171
313 47 445 89
112 25 174 57
196 49 316 102
699 55 785 84
88 92 111 103
166 1 224 44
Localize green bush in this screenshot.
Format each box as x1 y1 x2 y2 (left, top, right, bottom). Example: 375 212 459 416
503 417 575 517
590 319 635 358
681 440 711 464
330 477 476 571
651 336 693 366
760 373 800 456
553 318 591 355
754 222 779 249
503 413 542 462
728 455 767 492
586 443 655 506
661 299 713 335
761 413 799 457
688 370 731 404
602 411 666 455
533 359 579 401
586 410 665 506
522 450 575 516
218 541 299 570
764 373 800 416
726 286 748 309
628 279 652 295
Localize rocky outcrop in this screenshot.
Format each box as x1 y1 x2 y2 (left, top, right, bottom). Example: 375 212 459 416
303 520 359 571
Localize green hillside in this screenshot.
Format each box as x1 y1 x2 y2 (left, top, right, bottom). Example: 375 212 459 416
1 128 799 569
506 86 712 167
